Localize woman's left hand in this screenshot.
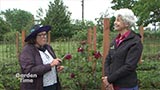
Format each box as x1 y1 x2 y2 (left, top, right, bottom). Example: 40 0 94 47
57 65 64 72
102 76 110 88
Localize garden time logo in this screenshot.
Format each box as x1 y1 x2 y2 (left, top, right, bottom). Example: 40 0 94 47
15 73 37 83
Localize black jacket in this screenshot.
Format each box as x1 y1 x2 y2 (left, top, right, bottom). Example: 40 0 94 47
19 44 61 90
104 31 143 88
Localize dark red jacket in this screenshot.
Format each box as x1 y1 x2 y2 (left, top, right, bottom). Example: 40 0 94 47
104 31 143 88
19 44 61 90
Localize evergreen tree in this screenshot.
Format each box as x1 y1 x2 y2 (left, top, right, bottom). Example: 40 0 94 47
41 0 72 40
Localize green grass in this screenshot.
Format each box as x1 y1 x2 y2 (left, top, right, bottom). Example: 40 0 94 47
137 60 160 89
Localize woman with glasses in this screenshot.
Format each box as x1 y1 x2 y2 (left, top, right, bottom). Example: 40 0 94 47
19 24 63 90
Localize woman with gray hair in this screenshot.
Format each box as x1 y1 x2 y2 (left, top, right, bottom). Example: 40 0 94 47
102 8 143 90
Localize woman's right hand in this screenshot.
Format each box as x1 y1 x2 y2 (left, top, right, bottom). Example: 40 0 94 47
50 58 62 67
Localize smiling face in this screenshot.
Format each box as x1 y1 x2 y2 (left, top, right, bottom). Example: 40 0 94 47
36 31 47 46
114 16 129 32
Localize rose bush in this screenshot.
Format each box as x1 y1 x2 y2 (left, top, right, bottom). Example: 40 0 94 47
59 42 102 90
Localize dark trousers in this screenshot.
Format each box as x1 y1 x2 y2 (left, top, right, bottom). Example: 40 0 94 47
114 85 138 90
43 83 57 90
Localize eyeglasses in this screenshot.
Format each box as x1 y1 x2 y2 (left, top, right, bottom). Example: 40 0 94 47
37 33 47 37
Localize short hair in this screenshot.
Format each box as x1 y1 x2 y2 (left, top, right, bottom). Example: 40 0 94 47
114 8 137 27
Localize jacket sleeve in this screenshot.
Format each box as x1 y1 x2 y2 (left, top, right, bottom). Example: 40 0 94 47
108 41 143 83
19 46 51 76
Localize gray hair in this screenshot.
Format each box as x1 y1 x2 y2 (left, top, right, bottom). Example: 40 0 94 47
114 8 137 27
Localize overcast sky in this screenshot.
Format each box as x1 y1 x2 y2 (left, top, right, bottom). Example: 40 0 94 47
0 0 114 22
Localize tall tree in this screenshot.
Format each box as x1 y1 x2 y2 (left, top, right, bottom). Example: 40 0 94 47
36 8 45 24
0 17 11 41
111 0 137 10
133 0 160 27
111 0 160 27
1 9 34 32
40 0 72 40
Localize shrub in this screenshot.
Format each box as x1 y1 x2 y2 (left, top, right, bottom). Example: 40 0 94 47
0 58 20 90
59 42 102 90
137 60 160 89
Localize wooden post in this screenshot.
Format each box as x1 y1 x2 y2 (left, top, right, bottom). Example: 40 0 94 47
102 18 110 90
16 32 19 58
87 28 92 61
139 25 144 64
92 26 97 72
21 30 26 48
93 26 97 51
139 25 144 43
48 31 51 44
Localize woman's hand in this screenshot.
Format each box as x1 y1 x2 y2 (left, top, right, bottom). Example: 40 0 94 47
102 76 110 88
50 58 62 67
57 65 64 72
